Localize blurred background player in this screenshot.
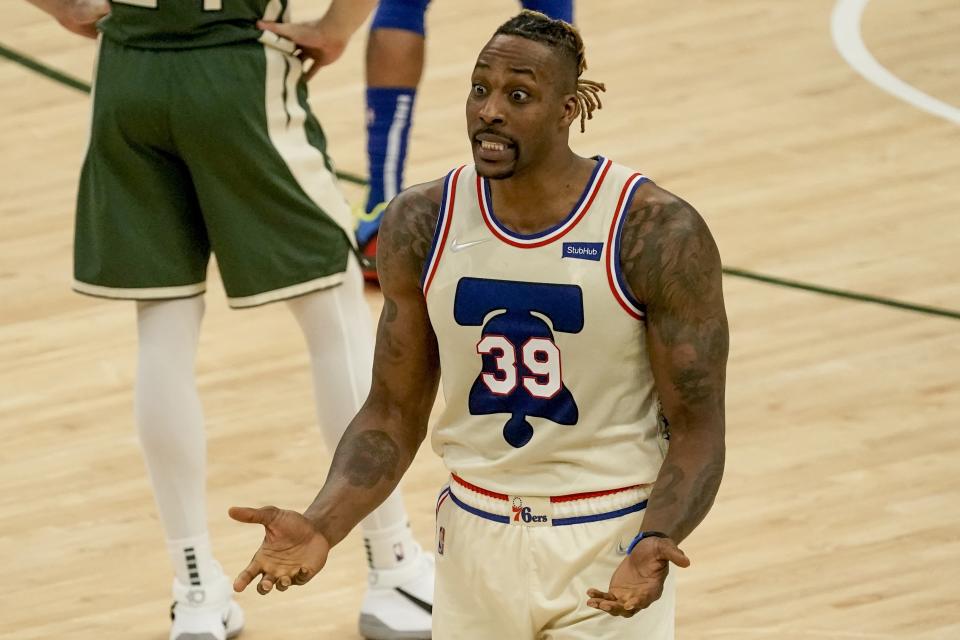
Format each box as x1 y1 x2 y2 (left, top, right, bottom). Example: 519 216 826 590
355 0 574 281
26 1 434 639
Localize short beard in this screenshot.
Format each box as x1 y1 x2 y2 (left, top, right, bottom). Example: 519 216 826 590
476 153 518 180
479 166 515 180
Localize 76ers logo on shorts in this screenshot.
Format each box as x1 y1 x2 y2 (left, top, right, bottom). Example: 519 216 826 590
454 278 584 448
511 497 548 524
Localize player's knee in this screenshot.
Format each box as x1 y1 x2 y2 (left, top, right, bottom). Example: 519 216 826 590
370 0 431 36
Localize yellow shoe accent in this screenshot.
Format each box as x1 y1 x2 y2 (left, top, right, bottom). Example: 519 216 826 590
354 199 389 226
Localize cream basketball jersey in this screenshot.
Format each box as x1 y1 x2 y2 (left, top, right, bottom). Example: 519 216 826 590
422 157 668 495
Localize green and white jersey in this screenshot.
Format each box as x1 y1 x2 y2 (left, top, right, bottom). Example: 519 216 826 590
100 0 291 49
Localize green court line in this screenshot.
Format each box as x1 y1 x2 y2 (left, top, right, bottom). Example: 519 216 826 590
722 268 960 321
333 169 367 186
4 42 958 321
0 43 91 93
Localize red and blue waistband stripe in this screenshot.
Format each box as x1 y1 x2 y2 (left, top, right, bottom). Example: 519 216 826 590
448 491 512 525
447 489 647 527
448 474 647 527
451 473 641 503
551 500 648 527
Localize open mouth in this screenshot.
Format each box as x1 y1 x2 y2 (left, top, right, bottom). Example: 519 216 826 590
480 140 508 152
474 133 516 162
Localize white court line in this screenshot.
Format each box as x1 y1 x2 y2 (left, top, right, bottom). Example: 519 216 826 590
831 0 960 126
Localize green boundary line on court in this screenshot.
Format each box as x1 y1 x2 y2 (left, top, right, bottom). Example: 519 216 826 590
721 268 960 321
3 42 958 321
1 42 91 93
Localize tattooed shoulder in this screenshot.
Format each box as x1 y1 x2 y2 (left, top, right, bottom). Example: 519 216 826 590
618 182 722 310
377 179 446 284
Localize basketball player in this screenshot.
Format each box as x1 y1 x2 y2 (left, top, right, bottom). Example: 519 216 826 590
28 1 434 639
230 10 728 638
356 0 574 282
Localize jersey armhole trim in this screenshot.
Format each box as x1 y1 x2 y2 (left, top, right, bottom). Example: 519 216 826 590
606 173 650 319
420 166 465 294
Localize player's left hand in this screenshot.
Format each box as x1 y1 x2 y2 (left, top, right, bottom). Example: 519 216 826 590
257 19 349 80
586 536 690 617
56 0 109 39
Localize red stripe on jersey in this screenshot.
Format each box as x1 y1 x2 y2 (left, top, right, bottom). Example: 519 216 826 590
423 166 464 296
606 173 645 319
477 158 613 249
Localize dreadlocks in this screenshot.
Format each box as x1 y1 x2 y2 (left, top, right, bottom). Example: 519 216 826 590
493 10 605 133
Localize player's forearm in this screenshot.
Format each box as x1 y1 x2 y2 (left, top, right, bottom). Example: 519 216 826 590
322 0 378 39
26 0 79 18
302 410 427 547
28 0 108 34
639 421 725 542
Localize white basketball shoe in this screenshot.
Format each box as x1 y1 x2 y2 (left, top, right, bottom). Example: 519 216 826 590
359 551 434 640
169 573 245 640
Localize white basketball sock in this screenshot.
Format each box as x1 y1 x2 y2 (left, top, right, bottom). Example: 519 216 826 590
363 518 422 571
135 297 224 586
287 260 419 571
166 534 223 592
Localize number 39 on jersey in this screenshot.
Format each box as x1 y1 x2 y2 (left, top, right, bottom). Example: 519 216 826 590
454 277 584 449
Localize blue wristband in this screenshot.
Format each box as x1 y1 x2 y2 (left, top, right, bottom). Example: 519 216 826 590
625 530 669 555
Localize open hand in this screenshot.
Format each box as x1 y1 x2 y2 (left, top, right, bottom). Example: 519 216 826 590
229 505 331 595
257 19 349 80
586 537 690 617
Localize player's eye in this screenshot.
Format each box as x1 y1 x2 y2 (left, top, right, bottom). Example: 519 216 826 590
510 89 530 102
472 84 487 97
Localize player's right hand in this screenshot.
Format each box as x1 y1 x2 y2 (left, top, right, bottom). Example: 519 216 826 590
57 0 109 39
229 505 331 595
257 19 349 80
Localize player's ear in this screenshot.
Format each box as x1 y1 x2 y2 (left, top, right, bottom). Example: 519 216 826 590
560 92 578 128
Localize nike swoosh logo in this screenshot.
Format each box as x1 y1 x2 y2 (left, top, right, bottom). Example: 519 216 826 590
615 541 629 556
449 237 490 253
395 587 433 614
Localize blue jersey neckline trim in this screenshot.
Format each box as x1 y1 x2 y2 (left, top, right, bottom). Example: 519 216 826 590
481 156 606 241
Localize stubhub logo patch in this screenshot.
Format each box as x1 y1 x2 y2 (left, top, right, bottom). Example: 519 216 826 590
562 242 603 261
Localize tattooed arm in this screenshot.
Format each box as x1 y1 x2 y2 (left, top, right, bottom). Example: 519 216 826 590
229 180 446 595
587 183 727 617
300 181 445 544
626 183 728 543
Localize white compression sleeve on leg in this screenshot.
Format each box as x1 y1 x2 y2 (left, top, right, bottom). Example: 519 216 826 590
287 260 418 569
135 297 221 586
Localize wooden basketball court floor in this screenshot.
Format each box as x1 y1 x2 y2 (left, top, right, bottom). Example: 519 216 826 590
2 1 957 637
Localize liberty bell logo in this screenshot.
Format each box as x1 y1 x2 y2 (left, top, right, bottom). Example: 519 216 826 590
454 277 583 448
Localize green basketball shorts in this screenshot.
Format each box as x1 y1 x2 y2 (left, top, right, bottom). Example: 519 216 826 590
74 36 356 308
